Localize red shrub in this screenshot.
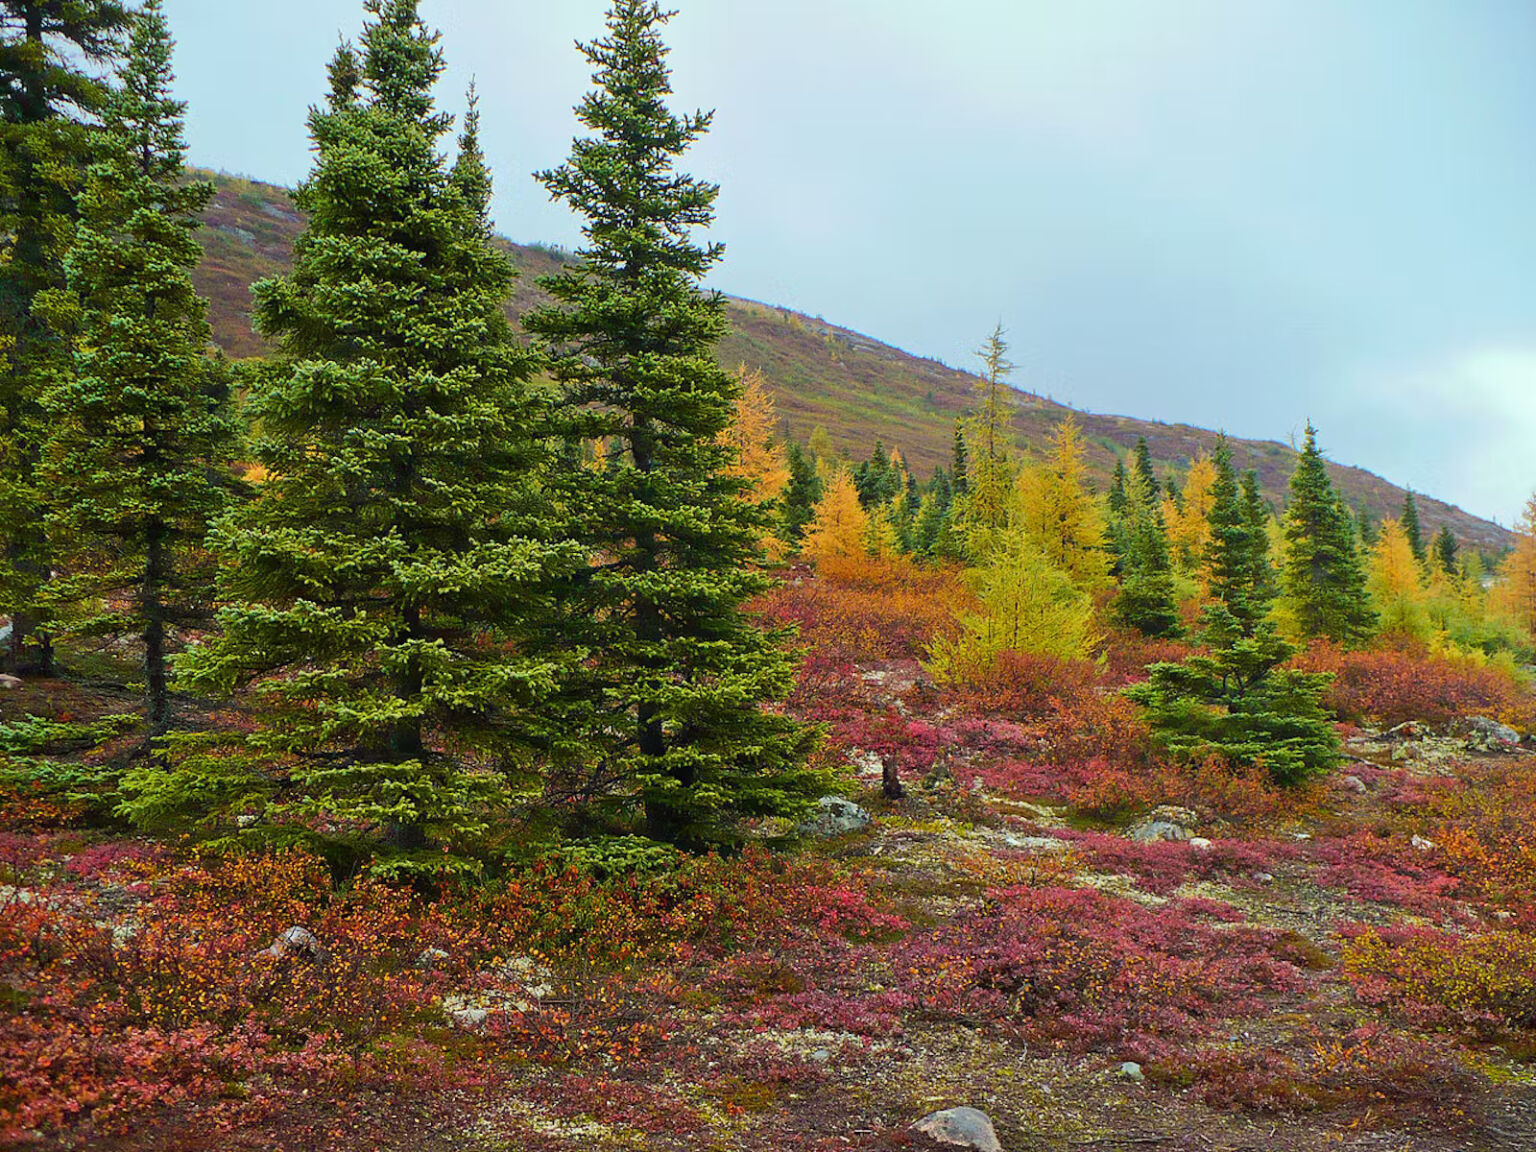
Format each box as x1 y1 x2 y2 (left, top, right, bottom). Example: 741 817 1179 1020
1292 641 1535 729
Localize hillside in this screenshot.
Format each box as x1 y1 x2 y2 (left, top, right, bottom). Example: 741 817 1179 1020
194 172 1512 552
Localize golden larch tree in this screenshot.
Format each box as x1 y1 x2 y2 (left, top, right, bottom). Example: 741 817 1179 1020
1163 455 1218 574
1014 415 1111 589
720 365 789 508
801 470 870 565
1492 494 1536 639
1367 517 1430 640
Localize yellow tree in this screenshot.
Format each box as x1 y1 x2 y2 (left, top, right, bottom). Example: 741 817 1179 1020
1014 415 1111 588
801 470 869 565
1163 455 1217 574
952 324 1017 558
1367 517 1430 640
720 365 789 508
1492 494 1536 639
927 529 1099 682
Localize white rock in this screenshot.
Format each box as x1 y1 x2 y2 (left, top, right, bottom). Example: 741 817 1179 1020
1411 835 1437 852
798 795 872 837
1118 1061 1146 1083
913 1106 1004 1152
1188 837 1213 851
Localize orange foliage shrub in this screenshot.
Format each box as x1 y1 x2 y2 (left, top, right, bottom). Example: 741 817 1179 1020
753 557 970 662
1344 925 1536 1031
1292 640 1535 730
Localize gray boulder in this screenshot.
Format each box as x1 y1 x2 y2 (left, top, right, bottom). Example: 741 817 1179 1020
1126 819 1191 844
798 796 871 837
1465 716 1520 750
914 1106 1003 1151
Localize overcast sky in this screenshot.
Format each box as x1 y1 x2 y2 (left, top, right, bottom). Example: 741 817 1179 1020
162 0 1536 526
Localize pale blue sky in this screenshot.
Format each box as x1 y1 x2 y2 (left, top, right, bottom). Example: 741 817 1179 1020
162 0 1536 526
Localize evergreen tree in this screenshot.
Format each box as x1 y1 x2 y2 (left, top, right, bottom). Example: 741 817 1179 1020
1112 464 1181 637
0 0 132 674
165 1 577 864
779 439 820 545
1280 423 1376 643
526 0 817 846
950 419 968 496
40 0 236 732
1432 525 1459 577
1132 436 1160 502
1204 440 1273 633
1401 489 1425 564
853 438 900 507
1126 605 1338 788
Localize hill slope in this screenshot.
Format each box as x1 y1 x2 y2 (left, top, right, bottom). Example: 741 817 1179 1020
194 172 1511 552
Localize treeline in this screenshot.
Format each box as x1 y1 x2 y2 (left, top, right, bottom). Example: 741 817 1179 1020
0 0 821 870
742 327 1536 785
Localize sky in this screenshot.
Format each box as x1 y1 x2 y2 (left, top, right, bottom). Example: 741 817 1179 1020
161 0 1536 526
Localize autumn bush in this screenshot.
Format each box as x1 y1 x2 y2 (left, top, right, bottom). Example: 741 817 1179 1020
1343 925 1536 1032
1293 640 1536 729
753 556 968 662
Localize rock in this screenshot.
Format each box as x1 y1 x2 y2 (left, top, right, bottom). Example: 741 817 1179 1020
1187 837 1213 851
414 947 450 970
1151 805 1199 828
1253 872 1275 884
1118 1061 1146 1083
1341 775 1368 794
913 1106 1004 1152
1389 720 1427 739
442 956 557 1030
1411 834 1437 852
797 796 871 837
1465 716 1520 750
810 1048 831 1064
261 925 328 964
1126 819 1191 844
846 749 885 779
0 673 21 689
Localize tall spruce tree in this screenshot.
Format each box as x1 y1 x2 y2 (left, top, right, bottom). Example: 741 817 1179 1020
1112 462 1180 637
40 0 236 732
526 0 818 847
1432 525 1458 577
1204 440 1271 634
1401 489 1426 564
779 440 820 545
0 0 131 674
1280 423 1375 643
170 0 577 863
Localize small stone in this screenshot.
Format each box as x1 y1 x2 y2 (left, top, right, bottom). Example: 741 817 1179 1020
1002 834 1071 853
1151 805 1199 828
1187 837 1212 851
797 796 871 838
1253 872 1275 884
261 925 328 963
1341 775 1368 794
1411 834 1437 852
1465 716 1520 750
0 673 21 689
913 1106 1004 1152
847 749 885 778
414 947 450 970
810 1048 831 1064
1118 1061 1146 1083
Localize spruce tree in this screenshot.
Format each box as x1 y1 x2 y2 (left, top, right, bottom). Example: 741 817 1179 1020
1433 525 1459 576
169 1 576 864
1112 464 1180 637
526 0 817 847
951 420 968 496
41 0 236 732
1401 489 1425 563
1280 423 1376 643
0 0 131 674
779 440 820 545
1132 436 1160 502
1204 443 1275 635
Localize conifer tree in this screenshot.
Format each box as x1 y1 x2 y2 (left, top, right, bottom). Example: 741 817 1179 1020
1432 525 1459 577
779 440 820 545
950 420 968 496
0 0 132 674
1132 436 1160 502
1401 489 1425 564
928 528 1098 681
801 469 868 565
526 0 816 846
1014 415 1110 589
1203 442 1273 634
1112 464 1180 637
1491 494 1536 642
1280 423 1376 643
1368 517 1430 640
952 324 1015 557
167 1 577 863
1163 454 1216 573
40 0 236 732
